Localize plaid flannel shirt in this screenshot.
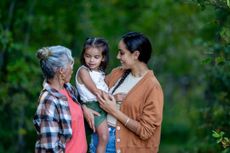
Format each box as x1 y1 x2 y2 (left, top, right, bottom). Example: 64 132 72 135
33 82 79 153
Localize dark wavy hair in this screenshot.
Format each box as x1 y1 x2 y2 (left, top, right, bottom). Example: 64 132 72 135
80 37 109 71
121 32 152 64
112 32 152 93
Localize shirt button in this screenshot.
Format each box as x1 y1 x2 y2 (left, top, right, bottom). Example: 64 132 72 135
117 138 120 142
117 126 120 130
117 149 121 153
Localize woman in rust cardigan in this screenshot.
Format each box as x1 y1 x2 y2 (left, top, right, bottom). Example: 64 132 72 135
83 32 164 153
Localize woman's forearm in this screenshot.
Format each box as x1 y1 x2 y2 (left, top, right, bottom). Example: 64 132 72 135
97 92 140 135
112 109 139 135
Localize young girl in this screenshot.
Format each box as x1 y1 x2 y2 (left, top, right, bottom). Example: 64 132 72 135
76 37 109 153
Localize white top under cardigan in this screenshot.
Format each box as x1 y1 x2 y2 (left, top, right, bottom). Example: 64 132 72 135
75 65 109 103
107 73 144 127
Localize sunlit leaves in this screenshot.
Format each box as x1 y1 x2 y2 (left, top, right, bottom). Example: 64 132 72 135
212 130 230 149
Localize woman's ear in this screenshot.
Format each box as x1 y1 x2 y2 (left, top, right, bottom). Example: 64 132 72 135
58 67 65 74
57 67 66 78
57 68 65 82
133 50 140 60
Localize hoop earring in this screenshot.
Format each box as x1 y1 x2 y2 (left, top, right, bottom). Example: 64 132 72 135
58 73 65 84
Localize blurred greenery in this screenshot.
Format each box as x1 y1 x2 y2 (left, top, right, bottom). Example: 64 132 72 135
0 0 229 153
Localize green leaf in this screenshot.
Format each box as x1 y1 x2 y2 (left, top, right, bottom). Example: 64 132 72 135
215 56 225 64
217 138 222 144
202 57 212 64
212 130 221 138
220 131 225 137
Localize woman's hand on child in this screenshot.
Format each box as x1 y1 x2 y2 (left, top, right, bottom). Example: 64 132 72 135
97 92 117 115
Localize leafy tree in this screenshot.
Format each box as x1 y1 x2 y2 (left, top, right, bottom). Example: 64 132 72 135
1 0 229 153
190 0 230 152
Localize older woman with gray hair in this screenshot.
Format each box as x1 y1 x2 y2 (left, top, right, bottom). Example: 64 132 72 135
33 46 87 153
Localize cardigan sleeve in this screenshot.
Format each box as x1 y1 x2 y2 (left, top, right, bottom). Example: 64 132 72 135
135 84 164 140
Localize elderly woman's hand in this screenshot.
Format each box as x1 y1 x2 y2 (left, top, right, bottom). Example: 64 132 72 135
97 92 117 116
82 105 100 132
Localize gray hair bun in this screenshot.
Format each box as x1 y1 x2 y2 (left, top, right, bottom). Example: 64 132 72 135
37 47 52 60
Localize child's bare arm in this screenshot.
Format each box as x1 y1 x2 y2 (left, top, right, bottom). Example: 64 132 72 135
77 67 102 96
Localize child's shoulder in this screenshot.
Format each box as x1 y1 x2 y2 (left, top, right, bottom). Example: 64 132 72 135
77 65 90 78
78 65 89 73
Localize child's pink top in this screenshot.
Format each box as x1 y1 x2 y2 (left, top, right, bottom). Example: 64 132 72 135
60 89 87 153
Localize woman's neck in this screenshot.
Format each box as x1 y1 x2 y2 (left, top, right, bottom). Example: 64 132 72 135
47 78 64 91
130 63 149 77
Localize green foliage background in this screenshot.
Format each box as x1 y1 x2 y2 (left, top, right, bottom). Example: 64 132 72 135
0 0 229 153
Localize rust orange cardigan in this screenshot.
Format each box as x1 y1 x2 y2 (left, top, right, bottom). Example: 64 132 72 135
105 67 164 153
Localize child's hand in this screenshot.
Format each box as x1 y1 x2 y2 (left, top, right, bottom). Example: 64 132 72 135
114 93 127 102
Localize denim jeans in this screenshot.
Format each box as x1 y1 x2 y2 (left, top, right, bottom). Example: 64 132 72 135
89 126 116 153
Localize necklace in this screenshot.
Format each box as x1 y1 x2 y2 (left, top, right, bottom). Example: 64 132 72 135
131 70 148 78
